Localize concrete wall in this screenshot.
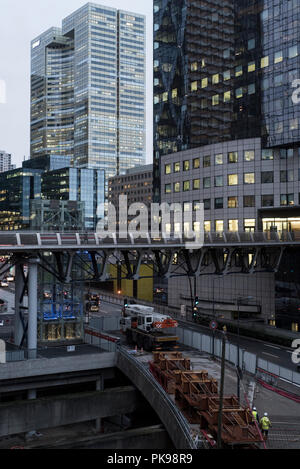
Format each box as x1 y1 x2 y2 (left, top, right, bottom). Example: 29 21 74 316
168 272 275 323
0 352 115 381
0 387 141 437
27 426 173 449
116 351 194 450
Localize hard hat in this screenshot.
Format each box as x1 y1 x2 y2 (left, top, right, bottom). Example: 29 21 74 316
264 412 268 416
253 407 256 410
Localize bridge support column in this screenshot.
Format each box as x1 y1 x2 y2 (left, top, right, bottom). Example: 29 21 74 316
95 376 104 432
28 258 39 359
14 263 24 347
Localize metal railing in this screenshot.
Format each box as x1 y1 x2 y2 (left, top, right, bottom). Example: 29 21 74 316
0 230 299 251
117 345 202 449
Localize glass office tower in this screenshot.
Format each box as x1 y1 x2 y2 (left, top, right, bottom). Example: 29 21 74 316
31 3 146 178
153 0 300 199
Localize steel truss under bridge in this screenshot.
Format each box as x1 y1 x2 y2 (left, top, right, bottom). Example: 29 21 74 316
0 231 298 284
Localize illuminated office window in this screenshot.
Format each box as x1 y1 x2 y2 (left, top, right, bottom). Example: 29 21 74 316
224 91 231 102
236 87 243 98
215 154 223 165
228 174 238 186
183 181 190 192
174 162 180 173
193 158 200 169
228 196 238 208
261 56 269 68
193 179 200 190
235 65 243 77
212 74 219 84
248 61 255 72
204 221 211 232
274 51 283 63
224 70 230 81
174 182 180 193
183 160 190 171
228 219 238 232
244 173 255 184
244 150 255 161
191 81 198 92
201 78 208 88
212 94 219 106
165 164 171 175
244 219 256 232
215 220 224 232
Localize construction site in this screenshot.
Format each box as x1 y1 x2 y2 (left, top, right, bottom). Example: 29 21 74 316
149 351 263 449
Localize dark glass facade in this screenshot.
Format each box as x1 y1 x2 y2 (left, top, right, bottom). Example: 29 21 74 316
0 169 42 230
41 167 105 230
154 0 300 199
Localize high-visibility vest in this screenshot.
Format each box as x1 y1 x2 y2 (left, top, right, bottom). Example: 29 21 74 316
252 410 258 421
260 417 271 430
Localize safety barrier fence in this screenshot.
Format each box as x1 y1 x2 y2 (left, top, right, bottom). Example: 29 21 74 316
94 298 300 389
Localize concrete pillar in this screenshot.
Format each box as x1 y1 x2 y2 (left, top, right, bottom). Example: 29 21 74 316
14 264 24 347
25 389 37 441
28 259 39 359
95 376 104 432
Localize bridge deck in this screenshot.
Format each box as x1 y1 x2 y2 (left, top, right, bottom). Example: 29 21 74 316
0 231 299 253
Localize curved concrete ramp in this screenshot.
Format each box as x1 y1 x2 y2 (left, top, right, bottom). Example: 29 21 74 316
116 348 197 450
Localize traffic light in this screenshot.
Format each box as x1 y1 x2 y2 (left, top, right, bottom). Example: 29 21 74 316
124 299 129 308
194 296 199 307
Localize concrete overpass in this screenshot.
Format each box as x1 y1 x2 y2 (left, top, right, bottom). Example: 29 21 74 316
0 346 199 449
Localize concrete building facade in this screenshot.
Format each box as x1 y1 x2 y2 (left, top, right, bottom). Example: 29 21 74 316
161 138 300 329
0 151 15 173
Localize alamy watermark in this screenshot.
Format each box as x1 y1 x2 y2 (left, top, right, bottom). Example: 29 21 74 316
292 339 300 365
96 195 204 249
0 80 6 104
0 339 6 364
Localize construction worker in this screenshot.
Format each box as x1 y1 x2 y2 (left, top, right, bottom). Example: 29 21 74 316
260 412 272 439
252 407 259 423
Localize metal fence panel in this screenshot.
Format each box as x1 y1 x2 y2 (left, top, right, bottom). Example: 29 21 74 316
257 358 269 371
292 371 300 385
243 352 257 375
183 329 192 348
177 327 184 342
214 338 222 358
279 367 294 382
192 332 201 350
202 335 212 354
268 362 280 377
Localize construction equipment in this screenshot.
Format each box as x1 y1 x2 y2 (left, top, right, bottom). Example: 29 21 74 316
149 351 263 448
120 304 179 351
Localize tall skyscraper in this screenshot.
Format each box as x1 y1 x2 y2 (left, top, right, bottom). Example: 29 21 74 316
31 3 146 178
153 0 300 199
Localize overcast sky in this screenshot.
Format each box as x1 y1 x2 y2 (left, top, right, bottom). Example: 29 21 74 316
0 0 153 167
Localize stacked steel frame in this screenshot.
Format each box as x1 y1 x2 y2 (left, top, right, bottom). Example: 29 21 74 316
150 351 263 448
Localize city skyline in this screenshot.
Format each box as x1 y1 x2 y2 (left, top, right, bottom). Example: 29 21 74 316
0 0 153 168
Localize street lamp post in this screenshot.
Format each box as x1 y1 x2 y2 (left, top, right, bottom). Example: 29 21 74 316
235 295 254 403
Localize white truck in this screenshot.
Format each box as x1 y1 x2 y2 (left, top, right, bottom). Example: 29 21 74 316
120 304 179 351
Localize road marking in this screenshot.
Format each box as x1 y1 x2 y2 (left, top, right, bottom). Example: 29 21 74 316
262 352 279 359
264 344 281 350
